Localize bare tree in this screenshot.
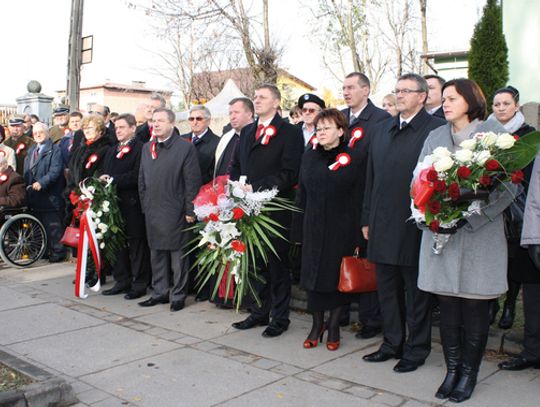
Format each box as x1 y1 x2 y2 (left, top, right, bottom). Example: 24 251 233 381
419 0 429 74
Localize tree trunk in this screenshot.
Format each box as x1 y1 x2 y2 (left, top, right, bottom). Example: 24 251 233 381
419 0 429 74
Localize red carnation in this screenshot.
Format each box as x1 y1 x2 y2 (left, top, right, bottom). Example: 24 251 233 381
448 182 461 201
232 207 246 220
511 170 524 184
426 169 438 182
479 174 492 186
457 166 472 180
208 213 219 222
231 240 246 253
429 220 440 232
427 200 441 215
434 180 447 193
485 159 500 171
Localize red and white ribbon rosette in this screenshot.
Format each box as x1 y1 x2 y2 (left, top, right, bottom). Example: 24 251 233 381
64 128 70 135
16 143 25 155
85 154 98 169
116 145 131 159
260 125 277 145
348 127 364 148
0 173 7 183
150 139 158 160
309 135 318 150
74 181 102 298
328 153 351 171
0 150 6 157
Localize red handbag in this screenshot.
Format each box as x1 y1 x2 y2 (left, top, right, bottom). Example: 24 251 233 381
338 247 377 293
60 225 80 248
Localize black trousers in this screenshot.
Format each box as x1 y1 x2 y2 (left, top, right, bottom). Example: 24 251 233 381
112 236 151 292
376 263 432 362
251 250 291 325
34 210 67 259
522 283 540 360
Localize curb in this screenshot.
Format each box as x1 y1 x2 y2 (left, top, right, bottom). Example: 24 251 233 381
0 349 77 407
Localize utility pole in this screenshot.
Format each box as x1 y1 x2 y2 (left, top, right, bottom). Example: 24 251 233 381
67 0 84 110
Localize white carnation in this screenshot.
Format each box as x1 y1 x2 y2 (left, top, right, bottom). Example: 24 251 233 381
455 148 473 163
97 211 103 217
96 232 103 239
102 207 110 213
495 133 516 150
459 139 476 150
475 150 491 165
99 242 105 249
434 156 454 172
432 146 452 160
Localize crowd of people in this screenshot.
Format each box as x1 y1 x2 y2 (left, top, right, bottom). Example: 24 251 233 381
0 71 539 404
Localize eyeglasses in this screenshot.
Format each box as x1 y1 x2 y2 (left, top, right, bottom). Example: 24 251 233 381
316 126 336 133
392 89 424 95
302 108 321 114
188 117 205 122
88 111 103 116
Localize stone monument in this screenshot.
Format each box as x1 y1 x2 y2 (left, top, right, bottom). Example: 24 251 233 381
16 81 54 125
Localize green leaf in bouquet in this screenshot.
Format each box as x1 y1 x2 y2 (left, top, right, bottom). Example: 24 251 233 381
251 222 279 258
499 130 540 171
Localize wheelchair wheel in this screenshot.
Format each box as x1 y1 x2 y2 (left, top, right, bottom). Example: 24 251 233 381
0 213 47 268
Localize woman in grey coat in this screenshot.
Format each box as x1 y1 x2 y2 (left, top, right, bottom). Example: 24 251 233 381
416 79 518 403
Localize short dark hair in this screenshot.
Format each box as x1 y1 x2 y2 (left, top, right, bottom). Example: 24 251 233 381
115 113 137 127
229 97 254 116
313 108 350 142
255 83 281 101
153 107 176 123
424 74 445 88
345 72 370 88
442 78 487 122
104 106 111 115
69 111 83 119
494 85 520 103
398 73 429 104
289 105 301 118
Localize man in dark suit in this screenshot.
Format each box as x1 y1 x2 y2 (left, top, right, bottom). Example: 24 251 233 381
135 93 176 143
424 74 446 119
181 105 219 185
362 73 445 373
230 83 304 337
101 113 151 299
340 72 390 339
214 97 254 178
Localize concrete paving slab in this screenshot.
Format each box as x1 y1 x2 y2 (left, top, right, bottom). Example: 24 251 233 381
313 344 499 405
8 323 181 377
0 261 74 282
213 317 379 369
0 285 45 311
134 300 241 340
215 377 388 407
81 347 282 407
0 302 104 345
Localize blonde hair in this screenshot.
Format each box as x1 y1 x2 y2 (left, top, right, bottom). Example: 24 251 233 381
81 114 106 135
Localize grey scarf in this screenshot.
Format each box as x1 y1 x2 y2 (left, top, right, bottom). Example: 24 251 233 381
487 111 525 134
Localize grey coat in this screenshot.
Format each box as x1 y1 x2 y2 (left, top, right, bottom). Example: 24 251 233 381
522 154 540 246
138 135 201 250
417 120 518 297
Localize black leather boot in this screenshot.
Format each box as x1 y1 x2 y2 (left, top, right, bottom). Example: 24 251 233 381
449 333 487 403
488 299 500 325
435 326 461 399
498 281 520 330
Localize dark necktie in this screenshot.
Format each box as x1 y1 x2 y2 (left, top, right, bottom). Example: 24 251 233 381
400 121 408 130
192 135 202 145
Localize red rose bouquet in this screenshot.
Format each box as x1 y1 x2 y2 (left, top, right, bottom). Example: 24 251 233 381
411 130 540 254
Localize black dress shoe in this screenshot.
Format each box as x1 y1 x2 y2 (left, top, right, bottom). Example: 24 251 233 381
124 290 146 300
138 297 169 307
170 301 185 312
262 322 289 338
102 285 130 296
498 355 540 371
363 349 401 362
49 256 66 263
232 316 270 330
355 325 381 339
393 359 424 373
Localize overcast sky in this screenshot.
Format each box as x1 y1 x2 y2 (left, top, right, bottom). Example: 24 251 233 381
0 0 485 105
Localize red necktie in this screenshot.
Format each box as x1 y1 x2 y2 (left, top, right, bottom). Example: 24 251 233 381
255 124 265 141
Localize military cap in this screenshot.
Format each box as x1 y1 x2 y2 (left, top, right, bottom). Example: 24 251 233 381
8 117 24 126
53 106 70 116
298 93 326 109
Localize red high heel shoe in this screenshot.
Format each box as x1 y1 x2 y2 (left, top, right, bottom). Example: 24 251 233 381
303 326 326 349
326 340 340 351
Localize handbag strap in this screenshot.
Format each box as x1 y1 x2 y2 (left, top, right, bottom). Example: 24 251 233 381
353 247 360 258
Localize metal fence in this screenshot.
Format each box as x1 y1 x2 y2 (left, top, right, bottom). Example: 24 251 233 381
0 105 17 126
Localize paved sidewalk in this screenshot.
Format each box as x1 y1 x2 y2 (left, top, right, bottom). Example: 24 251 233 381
0 261 539 407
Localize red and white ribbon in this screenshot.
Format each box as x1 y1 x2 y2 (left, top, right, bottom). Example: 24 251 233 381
16 143 25 155
116 145 131 159
260 125 277 145
0 173 7 183
349 127 364 148
328 153 351 171
85 154 98 169
309 135 318 150
74 211 102 298
150 141 157 160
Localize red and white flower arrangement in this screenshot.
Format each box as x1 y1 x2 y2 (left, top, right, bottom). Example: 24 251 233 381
411 130 540 254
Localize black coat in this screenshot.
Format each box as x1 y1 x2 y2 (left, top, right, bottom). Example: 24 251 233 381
67 136 113 191
24 139 65 212
181 129 220 185
362 109 445 266
341 99 391 137
432 106 446 120
135 122 180 144
72 127 116 152
294 142 364 292
230 114 304 250
103 139 146 238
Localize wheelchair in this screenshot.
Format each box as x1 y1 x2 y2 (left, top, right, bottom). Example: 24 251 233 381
0 206 47 268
